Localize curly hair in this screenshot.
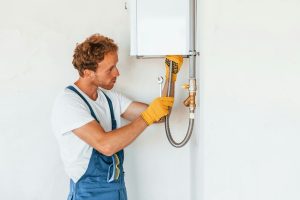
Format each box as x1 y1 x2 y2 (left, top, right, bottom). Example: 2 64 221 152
72 34 118 76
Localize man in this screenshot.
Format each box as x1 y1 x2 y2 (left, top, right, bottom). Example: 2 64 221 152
51 34 183 200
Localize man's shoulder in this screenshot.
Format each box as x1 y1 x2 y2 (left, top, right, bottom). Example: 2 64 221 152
54 87 84 106
101 89 133 111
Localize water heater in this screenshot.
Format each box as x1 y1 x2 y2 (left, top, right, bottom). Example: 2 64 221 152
129 0 190 56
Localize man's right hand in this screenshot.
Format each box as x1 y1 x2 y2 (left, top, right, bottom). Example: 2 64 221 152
141 97 174 126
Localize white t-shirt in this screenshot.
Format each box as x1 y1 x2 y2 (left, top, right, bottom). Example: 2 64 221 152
51 84 132 182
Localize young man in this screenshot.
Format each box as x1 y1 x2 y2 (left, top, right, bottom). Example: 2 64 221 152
51 34 183 200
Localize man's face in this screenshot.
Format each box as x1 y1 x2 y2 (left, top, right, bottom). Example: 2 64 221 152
92 51 119 90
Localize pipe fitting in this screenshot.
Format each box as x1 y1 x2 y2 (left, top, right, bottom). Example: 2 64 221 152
183 96 191 107
189 79 197 92
189 50 200 57
188 79 197 112
189 92 196 112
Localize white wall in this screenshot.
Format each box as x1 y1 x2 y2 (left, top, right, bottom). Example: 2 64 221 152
0 0 191 200
1 0 300 200
193 0 300 199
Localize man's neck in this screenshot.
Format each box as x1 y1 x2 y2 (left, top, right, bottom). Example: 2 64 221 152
74 78 98 101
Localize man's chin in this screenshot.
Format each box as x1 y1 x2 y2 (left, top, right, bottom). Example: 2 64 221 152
102 84 115 90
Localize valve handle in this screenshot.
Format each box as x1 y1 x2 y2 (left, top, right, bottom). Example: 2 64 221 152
182 83 190 90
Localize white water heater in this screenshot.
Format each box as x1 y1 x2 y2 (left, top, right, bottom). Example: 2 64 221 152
129 0 190 56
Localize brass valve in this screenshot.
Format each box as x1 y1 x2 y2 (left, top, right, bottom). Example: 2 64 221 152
182 83 196 111
182 83 191 107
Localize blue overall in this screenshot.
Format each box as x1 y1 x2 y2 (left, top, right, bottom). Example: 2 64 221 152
67 86 127 200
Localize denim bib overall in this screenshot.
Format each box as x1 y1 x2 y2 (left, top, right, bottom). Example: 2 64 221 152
67 86 127 200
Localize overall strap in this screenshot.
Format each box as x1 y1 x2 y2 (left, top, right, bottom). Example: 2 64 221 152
102 92 117 130
66 86 99 123
67 86 121 183
66 86 117 130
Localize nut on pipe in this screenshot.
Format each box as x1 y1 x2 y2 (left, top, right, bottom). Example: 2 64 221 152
188 79 197 112
189 91 196 112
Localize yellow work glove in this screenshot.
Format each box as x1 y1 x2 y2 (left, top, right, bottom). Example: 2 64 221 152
141 97 174 126
165 55 183 81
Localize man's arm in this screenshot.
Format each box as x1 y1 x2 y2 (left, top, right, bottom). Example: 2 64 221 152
72 55 182 156
120 79 174 123
72 97 173 156
121 101 148 121
73 116 147 156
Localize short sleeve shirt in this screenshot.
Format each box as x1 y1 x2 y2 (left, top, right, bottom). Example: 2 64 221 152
51 84 132 182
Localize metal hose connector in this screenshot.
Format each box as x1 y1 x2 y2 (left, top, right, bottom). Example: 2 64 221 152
164 61 195 148
165 115 194 148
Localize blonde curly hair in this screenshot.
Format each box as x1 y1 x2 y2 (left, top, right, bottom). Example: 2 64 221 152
72 34 118 76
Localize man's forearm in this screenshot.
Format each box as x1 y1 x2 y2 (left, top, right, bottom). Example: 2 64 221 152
99 116 148 156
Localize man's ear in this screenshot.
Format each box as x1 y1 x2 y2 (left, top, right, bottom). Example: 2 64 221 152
83 69 95 78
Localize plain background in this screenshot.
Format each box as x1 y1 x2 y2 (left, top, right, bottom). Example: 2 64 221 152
0 0 299 200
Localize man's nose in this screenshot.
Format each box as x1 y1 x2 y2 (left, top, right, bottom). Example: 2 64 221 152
114 68 120 77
